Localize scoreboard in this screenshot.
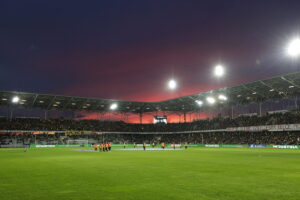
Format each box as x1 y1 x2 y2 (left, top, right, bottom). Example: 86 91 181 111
153 116 167 124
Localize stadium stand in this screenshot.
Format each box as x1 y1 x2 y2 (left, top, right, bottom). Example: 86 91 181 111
1 112 300 147
1 112 300 131
1 71 300 147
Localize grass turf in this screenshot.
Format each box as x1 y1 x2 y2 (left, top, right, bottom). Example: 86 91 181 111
0 147 299 200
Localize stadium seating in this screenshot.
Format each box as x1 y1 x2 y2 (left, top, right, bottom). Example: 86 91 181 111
1 112 300 131
1 112 300 147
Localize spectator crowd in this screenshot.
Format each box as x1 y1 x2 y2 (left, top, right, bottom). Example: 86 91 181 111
1 112 300 132
1 112 300 146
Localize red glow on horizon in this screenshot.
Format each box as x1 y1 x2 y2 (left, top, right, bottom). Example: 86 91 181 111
77 111 209 124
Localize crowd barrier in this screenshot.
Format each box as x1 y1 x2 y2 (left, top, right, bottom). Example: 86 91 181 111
194 144 300 149
30 144 92 148
28 144 300 149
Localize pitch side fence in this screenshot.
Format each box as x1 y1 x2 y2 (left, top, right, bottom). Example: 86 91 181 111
1 123 300 149
27 144 300 149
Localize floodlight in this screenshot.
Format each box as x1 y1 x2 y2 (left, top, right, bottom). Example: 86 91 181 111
168 79 177 90
218 94 227 101
12 96 20 103
214 65 225 77
206 97 216 104
195 100 203 106
287 38 300 57
110 103 118 110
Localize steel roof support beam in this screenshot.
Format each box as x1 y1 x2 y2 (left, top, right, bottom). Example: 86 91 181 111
241 84 265 99
63 97 74 109
47 96 57 110
32 94 38 106
259 80 287 97
281 76 300 89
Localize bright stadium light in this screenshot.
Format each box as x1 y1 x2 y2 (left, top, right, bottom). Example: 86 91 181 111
214 64 225 77
206 97 216 104
12 96 20 104
110 103 118 110
168 79 177 90
287 38 300 58
218 94 227 101
195 100 203 106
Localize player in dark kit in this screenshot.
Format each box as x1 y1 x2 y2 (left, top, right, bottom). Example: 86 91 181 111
23 143 29 152
185 142 188 150
109 143 112 151
143 142 146 151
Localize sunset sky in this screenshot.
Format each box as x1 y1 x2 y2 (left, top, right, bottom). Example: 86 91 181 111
1 0 300 102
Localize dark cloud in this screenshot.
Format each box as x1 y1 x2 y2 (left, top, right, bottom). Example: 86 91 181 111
1 0 300 101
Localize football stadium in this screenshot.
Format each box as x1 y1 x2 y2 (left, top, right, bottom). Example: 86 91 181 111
1 72 300 200
1 1 300 200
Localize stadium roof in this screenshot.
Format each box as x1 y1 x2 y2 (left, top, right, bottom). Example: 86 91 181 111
1 71 300 113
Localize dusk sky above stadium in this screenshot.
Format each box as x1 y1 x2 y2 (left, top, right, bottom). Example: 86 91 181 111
1 0 300 102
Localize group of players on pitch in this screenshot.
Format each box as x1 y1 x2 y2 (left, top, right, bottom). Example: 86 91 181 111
93 143 112 152
93 142 189 151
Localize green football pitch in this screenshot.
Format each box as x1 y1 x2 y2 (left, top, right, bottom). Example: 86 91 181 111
0 147 299 200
